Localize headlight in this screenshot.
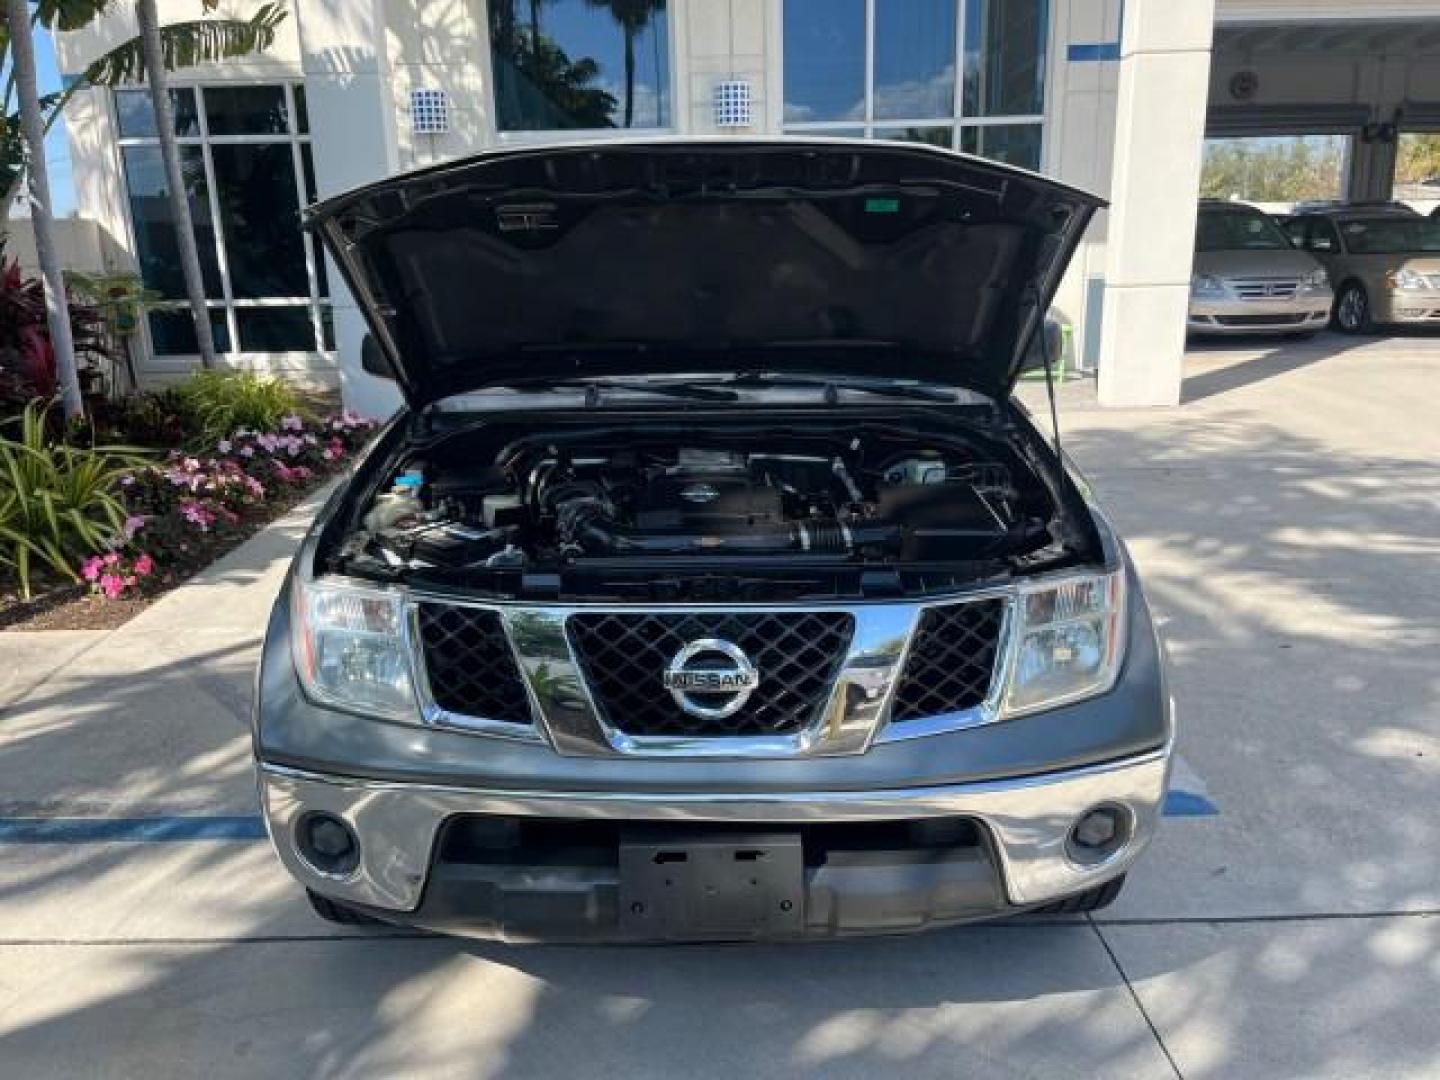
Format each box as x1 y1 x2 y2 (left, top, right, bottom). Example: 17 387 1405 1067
1003 570 1126 716
1387 267 1428 291
1190 273 1227 299
292 579 417 719
1301 267 1329 290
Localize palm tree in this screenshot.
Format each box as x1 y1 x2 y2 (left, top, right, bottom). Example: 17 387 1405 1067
137 0 214 368
3 0 84 418
585 0 663 129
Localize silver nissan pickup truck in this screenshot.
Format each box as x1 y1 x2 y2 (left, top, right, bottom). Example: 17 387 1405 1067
254 140 1172 941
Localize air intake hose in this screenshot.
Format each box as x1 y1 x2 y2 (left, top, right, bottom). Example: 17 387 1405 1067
560 500 899 557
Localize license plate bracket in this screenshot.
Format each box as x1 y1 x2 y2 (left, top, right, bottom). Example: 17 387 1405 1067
619 830 805 940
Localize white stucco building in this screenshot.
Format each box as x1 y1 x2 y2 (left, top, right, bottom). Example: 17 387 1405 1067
52 0 1440 417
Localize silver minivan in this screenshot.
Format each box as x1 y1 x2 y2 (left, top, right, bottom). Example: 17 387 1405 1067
1189 200 1333 336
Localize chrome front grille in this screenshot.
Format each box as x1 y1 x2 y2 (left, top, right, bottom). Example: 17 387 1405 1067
569 611 854 737
890 600 1007 721
416 604 533 724
1230 277 1300 301
410 594 1012 757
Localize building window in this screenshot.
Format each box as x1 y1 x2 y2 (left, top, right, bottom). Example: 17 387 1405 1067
114 83 331 361
783 0 1048 171
488 0 671 133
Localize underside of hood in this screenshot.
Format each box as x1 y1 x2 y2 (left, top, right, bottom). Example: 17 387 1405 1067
308 140 1103 409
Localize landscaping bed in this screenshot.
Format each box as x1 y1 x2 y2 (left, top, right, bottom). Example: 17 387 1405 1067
1 374 377 634
0 478 322 632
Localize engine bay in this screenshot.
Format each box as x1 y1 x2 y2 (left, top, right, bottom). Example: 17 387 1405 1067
330 412 1087 601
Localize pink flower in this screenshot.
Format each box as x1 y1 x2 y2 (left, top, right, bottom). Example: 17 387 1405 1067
180 500 217 531
239 445 255 459
100 574 126 600
122 515 147 540
103 552 120 566
217 439 232 454
81 556 104 582
257 434 279 454
134 554 155 577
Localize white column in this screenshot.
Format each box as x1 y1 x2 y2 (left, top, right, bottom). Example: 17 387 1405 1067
1096 0 1214 408
297 0 403 419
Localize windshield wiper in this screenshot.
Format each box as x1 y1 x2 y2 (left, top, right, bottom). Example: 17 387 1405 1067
723 373 957 403
507 379 738 403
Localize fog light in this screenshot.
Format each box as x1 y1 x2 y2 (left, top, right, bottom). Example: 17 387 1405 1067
296 812 360 876
1067 805 1130 864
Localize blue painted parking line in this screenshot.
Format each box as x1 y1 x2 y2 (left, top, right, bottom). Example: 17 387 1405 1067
1162 790 1220 817
0 815 268 844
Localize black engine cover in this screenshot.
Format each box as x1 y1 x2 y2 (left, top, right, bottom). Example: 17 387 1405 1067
634 471 783 531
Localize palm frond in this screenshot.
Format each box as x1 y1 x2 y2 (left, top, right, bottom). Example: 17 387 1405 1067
82 4 289 86
35 0 121 33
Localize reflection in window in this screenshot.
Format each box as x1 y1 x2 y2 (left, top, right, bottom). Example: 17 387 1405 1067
874 0 957 121
237 307 316 352
121 145 222 299
203 86 289 135
874 126 954 149
148 308 232 356
964 0 1047 119
115 88 200 138
211 144 308 298
489 0 671 131
783 0 864 123
783 0 1047 171
960 123 1041 170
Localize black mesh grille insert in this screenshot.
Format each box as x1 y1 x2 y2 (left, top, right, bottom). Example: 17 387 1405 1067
889 600 1006 722
568 611 854 738
417 604 533 724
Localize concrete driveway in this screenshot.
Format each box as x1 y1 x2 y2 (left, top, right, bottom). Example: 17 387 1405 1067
1 331 1437 1079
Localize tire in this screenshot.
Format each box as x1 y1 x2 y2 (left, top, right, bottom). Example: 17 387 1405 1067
1028 874 1127 915
306 888 384 926
1333 282 1373 334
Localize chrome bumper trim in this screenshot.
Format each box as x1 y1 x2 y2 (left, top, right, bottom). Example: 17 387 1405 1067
259 746 1171 914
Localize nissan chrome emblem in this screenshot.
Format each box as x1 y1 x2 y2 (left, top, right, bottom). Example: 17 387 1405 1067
662 638 761 719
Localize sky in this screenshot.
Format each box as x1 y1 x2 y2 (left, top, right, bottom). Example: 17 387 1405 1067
5 25 78 217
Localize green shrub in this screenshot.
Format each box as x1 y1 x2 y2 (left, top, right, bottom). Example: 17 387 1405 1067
0 401 145 599
173 370 301 446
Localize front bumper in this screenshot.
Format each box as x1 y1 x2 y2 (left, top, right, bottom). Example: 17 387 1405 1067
1373 289 1440 325
260 747 1169 940
1187 293 1332 334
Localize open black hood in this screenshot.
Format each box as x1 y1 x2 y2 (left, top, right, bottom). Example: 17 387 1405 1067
308 140 1102 409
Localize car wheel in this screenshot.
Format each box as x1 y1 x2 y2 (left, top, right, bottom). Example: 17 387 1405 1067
306 888 384 926
1028 874 1127 915
1334 283 1373 334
